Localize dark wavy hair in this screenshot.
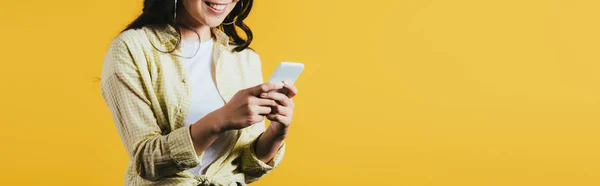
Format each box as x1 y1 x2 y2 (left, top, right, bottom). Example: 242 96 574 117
123 0 254 52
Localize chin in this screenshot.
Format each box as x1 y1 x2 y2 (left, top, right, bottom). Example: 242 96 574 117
198 17 226 28
207 20 225 27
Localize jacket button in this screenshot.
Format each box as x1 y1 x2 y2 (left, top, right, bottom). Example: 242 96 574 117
182 78 186 83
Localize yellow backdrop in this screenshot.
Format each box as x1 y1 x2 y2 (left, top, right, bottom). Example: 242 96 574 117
1 0 599 185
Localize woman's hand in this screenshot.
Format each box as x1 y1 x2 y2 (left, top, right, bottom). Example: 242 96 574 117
253 81 298 163
260 81 299 139
214 83 283 131
189 83 281 156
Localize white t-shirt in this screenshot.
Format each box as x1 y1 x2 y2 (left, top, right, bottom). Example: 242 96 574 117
180 37 236 175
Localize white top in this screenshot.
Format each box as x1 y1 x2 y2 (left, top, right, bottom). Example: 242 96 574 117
180 37 236 175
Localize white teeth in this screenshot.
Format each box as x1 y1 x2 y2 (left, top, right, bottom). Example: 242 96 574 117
208 3 226 11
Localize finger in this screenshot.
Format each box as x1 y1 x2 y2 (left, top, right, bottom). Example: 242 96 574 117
266 114 289 125
272 105 292 117
253 97 278 107
253 105 272 115
249 83 283 96
281 81 298 98
251 115 265 124
259 91 292 107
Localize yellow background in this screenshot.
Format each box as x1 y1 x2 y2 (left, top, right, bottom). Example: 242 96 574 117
1 0 599 185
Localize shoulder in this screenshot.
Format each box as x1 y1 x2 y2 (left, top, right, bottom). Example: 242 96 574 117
105 28 147 60
102 28 151 77
105 26 154 59
110 27 150 49
105 25 169 63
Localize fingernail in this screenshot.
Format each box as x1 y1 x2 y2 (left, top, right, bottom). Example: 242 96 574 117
260 93 268 98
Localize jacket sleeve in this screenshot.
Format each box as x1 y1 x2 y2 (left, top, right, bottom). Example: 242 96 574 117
100 34 203 181
239 50 286 183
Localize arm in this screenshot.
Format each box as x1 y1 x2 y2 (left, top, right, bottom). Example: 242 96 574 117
238 51 288 183
100 35 213 181
190 112 225 156
256 81 297 163
240 120 286 183
255 123 286 163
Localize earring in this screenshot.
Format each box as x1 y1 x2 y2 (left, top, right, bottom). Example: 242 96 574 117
174 0 178 21
222 0 243 25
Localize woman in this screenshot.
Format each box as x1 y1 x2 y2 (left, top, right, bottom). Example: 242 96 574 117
100 0 298 185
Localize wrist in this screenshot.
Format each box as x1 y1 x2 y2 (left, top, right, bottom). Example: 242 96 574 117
255 125 286 163
194 108 227 135
267 122 288 140
208 108 228 134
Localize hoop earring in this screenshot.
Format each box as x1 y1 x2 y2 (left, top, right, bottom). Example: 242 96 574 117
222 1 243 25
174 0 178 21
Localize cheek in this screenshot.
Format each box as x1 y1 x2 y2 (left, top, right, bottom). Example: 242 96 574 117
224 4 237 15
184 1 204 17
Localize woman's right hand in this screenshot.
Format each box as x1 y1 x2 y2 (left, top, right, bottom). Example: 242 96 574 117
214 83 283 131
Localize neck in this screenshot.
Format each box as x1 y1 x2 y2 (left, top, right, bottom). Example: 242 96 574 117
176 10 212 42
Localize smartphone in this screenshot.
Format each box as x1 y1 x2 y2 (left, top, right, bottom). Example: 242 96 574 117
267 62 305 85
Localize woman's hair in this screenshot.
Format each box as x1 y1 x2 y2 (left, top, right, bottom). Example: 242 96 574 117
123 0 254 52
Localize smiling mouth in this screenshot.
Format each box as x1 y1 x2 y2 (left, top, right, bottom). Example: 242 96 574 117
204 1 228 11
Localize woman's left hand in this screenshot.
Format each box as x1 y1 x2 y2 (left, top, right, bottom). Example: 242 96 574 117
259 81 298 139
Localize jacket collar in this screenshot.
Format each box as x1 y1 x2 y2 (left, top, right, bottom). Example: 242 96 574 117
143 24 231 53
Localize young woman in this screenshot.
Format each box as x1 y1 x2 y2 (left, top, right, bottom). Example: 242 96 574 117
100 0 298 185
